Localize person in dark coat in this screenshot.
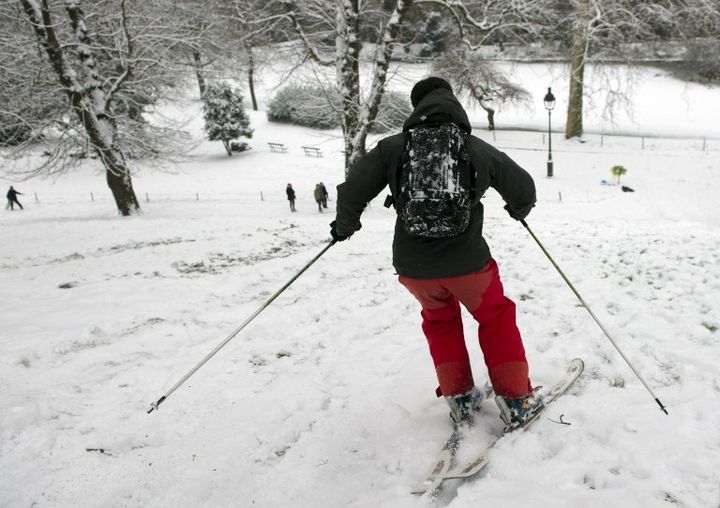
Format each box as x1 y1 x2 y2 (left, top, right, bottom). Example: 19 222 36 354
319 182 329 208
6 186 23 210
330 77 540 429
286 183 296 212
313 184 324 213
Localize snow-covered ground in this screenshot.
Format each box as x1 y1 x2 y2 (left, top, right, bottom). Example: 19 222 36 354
2 63 720 507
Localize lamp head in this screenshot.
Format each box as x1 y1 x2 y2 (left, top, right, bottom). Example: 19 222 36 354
544 87 556 111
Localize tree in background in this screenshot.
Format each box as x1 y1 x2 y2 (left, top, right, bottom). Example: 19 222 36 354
177 0 287 107
281 0 550 173
0 5 61 148
562 0 720 139
229 0 289 111
432 49 531 130
14 0 141 215
167 0 223 100
5 0 202 215
202 82 253 156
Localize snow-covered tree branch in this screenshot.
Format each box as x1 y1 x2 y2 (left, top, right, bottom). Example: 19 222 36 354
3 0 207 215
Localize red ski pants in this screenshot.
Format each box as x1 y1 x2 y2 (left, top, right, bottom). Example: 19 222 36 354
399 259 532 399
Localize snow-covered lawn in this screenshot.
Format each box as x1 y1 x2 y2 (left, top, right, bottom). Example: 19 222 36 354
2 66 720 507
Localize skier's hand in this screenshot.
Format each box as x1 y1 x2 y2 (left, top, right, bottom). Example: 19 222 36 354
330 220 352 242
504 204 527 221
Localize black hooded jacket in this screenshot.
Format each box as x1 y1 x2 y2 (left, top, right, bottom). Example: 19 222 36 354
335 88 536 279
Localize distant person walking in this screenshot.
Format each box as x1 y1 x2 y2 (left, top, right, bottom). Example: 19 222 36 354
6 186 23 210
314 184 324 213
286 183 297 212
319 182 329 209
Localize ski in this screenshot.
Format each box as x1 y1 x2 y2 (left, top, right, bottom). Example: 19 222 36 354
411 358 584 494
410 382 494 495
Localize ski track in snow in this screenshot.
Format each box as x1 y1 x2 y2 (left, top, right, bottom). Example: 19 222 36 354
2 71 720 507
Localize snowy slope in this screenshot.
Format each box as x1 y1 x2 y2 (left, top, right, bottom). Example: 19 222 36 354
2 65 720 508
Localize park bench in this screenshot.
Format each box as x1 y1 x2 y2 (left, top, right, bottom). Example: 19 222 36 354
268 142 288 153
301 146 323 158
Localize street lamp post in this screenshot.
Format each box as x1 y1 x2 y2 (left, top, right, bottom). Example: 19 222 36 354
544 87 556 178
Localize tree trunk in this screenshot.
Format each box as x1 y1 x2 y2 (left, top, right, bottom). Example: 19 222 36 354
566 38 588 139
566 0 591 139
337 1 362 174
471 88 496 130
105 156 141 215
193 49 206 98
486 108 495 130
244 41 258 111
222 140 232 156
338 0 412 174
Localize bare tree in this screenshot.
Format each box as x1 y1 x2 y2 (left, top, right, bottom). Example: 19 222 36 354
432 49 531 130
165 0 232 100
230 0 289 111
12 0 142 215
562 0 720 139
281 0 550 173
4 0 202 215
0 4 65 148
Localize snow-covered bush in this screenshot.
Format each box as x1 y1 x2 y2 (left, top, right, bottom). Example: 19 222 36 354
267 86 339 130
267 86 411 133
202 82 253 156
685 40 720 82
230 141 250 152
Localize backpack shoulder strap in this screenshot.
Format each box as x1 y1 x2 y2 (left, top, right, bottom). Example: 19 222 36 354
384 130 411 209
462 132 477 201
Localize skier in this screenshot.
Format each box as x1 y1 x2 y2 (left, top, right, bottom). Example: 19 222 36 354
286 183 296 212
330 77 540 430
6 186 24 210
313 184 324 213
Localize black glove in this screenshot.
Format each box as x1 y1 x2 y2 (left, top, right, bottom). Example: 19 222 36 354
330 220 352 242
504 204 526 221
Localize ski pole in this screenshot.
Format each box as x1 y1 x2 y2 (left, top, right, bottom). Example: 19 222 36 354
520 219 668 415
147 239 337 414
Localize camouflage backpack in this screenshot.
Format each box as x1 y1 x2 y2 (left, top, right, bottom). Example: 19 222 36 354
393 122 475 238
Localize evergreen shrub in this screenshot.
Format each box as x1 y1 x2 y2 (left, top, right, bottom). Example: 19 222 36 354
202 82 253 156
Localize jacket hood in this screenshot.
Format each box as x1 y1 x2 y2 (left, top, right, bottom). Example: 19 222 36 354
403 88 472 133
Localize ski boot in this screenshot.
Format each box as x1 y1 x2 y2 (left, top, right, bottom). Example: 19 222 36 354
446 382 493 426
495 389 544 432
